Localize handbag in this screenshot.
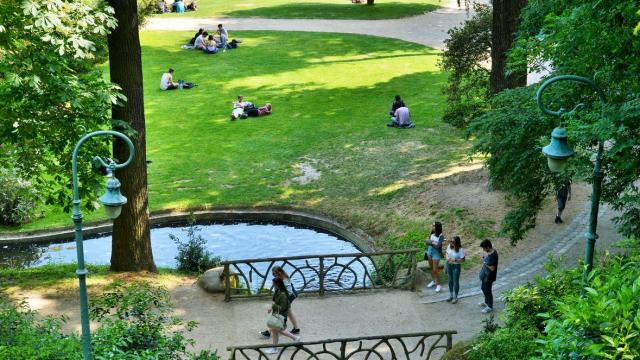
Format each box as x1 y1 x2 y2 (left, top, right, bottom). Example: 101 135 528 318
266 305 285 330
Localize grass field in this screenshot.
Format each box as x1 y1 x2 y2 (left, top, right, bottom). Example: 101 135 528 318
5 31 479 247
159 0 440 20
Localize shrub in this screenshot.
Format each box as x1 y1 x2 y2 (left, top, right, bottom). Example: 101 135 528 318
466 327 538 360
538 254 640 359
90 280 219 359
171 220 222 274
0 167 41 226
0 298 81 359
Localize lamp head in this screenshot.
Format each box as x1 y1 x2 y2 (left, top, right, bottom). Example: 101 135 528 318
98 170 127 219
542 127 574 172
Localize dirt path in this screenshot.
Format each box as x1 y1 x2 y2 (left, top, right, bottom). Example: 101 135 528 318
145 0 488 49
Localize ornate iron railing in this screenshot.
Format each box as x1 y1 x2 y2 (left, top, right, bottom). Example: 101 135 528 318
222 249 420 301
227 330 456 360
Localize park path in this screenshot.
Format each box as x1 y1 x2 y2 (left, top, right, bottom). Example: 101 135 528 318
145 0 486 49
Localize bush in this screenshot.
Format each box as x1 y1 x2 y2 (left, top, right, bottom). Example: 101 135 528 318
466 327 538 360
171 220 222 274
90 280 219 360
538 254 640 359
0 298 81 359
0 167 41 226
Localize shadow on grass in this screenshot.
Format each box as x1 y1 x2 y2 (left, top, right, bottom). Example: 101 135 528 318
225 2 439 20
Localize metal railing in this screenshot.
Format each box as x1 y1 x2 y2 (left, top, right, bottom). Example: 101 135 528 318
227 330 457 359
222 249 420 301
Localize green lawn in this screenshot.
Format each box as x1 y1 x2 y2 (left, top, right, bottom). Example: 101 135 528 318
6 31 476 245
159 0 440 19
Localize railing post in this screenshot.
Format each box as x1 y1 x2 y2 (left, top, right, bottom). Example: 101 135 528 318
319 256 325 297
340 339 346 359
446 333 453 351
410 250 417 291
224 263 231 302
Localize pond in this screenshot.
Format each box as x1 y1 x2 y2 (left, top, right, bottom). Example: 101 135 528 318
0 222 363 269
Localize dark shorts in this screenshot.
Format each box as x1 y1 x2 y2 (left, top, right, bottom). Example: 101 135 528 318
557 196 567 211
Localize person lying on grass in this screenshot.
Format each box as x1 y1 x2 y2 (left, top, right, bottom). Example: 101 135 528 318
246 103 272 117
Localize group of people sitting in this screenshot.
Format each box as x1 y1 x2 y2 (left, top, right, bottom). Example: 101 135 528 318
231 96 272 120
387 95 415 128
157 0 196 13
184 25 241 53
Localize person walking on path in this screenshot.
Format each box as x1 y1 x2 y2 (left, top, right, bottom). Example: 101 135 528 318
555 179 572 224
445 236 465 304
261 266 301 338
425 221 445 293
478 239 498 313
263 277 301 354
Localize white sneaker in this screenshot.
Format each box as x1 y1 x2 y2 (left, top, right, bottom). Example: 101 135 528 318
477 301 487 308
427 281 436 288
481 307 493 313
435 285 442 293
263 348 279 355
293 335 302 343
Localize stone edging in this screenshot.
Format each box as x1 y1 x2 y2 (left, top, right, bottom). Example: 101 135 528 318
0 208 374 252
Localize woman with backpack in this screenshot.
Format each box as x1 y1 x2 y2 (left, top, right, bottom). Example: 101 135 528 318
261 266 301 338
425 221 445 292
263 277 301 354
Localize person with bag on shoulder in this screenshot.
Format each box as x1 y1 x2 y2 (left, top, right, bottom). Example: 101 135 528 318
445 236 465 304
261 266 300 338
263 277 301 354
425 221 444 292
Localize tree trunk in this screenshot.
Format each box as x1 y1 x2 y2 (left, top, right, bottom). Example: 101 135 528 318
107 0 156 272
490 0 527 94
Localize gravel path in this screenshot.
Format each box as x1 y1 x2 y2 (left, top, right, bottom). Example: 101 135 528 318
144 0 488 49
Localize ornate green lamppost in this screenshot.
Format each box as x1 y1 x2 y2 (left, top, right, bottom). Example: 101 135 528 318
72 130 135 360
536 75 607 275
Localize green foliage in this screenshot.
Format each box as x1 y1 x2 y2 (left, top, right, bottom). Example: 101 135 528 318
90 280 219 359
476 0 640 242
171 219 221 274
0 298 81 359
0 166 41 225
439 3 492 127
466 327 538 360
0 0 120 214
538 254 640 359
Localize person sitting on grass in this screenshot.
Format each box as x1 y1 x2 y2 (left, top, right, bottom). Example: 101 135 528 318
160 68 178 90
216 24 241 49
186 0 197 11
194 31 208 50
203 35 219 54
189 28 203 46
387 106 414 128
172 0 185 13
231 95 248 120
389 95 406 116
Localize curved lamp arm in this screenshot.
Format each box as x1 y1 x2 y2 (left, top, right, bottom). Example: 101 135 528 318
71 130 135 203
536 75 607 117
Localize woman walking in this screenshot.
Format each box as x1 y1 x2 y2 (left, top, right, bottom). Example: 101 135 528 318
264 277 301 354
445 236 465 303
425 221 445 292
261 266 300 337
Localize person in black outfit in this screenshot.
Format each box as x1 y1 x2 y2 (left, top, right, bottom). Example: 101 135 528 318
478 239 498 313
555 180 571 224
389 95 406 116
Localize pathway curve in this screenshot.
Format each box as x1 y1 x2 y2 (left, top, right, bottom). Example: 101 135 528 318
145 0 487 49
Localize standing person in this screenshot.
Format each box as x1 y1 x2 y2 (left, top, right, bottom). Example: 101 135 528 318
261 266 300 338
478 239 498 313
555 179 571 224
445 236 465 304
425 221 444 293
160 68 178 90
389 95 405 116
264 277 301 354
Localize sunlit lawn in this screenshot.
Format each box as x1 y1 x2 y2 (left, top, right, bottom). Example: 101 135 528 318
159 0 440 19
9 31 473 244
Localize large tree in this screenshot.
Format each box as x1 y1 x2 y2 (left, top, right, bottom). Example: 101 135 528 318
489 0 527 94
106 0 156 272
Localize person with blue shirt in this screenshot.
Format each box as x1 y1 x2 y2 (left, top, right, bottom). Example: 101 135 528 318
478 239 498 313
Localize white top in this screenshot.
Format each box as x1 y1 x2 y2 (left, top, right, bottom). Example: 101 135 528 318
429 233 442 247
194 34 205 48
446 246 465 261
160 72 172 90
